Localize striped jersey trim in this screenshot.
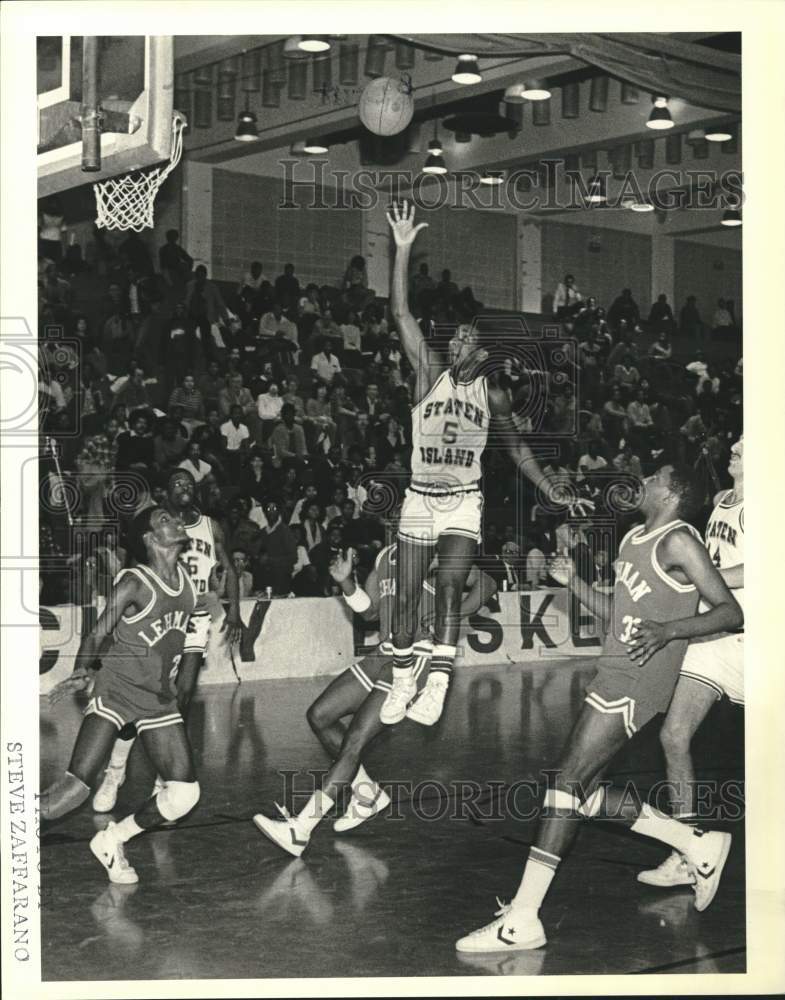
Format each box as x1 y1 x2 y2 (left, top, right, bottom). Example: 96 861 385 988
409 481 482 497
679 670 724 701
529 846 561 871
84 696 125 730
585 691 637 739
136 713 184 734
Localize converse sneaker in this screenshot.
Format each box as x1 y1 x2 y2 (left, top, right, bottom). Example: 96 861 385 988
637 850 695 887
406 673 449 726
333 785 391 833
379 677 417 725
455 899 547 953
253 803 309 858
685 830 732 911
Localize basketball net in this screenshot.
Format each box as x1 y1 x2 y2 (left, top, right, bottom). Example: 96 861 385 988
93 115 186 232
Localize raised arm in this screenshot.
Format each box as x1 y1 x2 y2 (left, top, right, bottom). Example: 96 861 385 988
212 519 242 643
386 201 442 404
549 553 612 627
330 547 382 621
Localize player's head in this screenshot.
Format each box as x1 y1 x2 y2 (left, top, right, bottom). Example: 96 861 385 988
166 468 196 511
449 323 488 378
728 435 744 479
640 463 704 520
127 506 188 564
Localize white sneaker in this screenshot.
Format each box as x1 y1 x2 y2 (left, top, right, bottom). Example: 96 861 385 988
685 830 732 911
455 899 547 953
92 766 126 813
406 673 449 726
253 804 309 858
334 786 391 833
379 678 417 725
637 850 695 887
89 822 139 885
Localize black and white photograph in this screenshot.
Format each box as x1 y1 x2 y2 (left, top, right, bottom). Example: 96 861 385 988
1 3 784 997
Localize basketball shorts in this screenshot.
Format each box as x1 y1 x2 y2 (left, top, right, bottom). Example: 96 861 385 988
398 487 483 546
85 693 182 735
350 640 432 694
679 632 744 705
183 609 212 655
585 665 665 739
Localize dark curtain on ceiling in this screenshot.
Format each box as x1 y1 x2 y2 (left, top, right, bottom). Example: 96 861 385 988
393 33 741 113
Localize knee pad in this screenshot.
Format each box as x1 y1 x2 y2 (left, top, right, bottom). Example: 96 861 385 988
578 786 606 818
40 771 90 821
156 780 200 821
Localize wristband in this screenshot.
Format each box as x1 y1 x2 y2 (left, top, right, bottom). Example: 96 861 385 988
344 586 371 613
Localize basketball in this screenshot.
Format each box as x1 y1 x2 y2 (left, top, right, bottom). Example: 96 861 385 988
358 77 414 136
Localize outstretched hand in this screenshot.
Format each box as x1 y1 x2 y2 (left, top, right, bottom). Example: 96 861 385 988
386 200 428 247
49 669 94 706
329 547 355 584
548 554 576 587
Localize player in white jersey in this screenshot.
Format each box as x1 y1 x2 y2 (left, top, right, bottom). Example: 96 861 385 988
92 468 242 812
638 435 744 889
380 201 584 728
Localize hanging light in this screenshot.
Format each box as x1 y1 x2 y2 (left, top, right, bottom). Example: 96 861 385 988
721 206 742 226
630 201 655 213
284 37 309 60
586 175 606 204
647 96 674 130
427 138 443 155
706 126 733 142
423 154 447 175
479 171 504 186
299 35 330 53
522 79 551 100
235 104 258 141
303 138 329 154
452 54 481 85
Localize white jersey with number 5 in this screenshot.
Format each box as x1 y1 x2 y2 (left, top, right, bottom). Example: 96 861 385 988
701 490 744 612
181 514 218 606
410 370 490 492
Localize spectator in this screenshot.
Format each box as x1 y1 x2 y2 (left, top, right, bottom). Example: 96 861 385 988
185 264 231 350
342 254 373 311
340 308 363 366
153 417 189 470
613 442 643 479
648 331 673 363
216 548 254 599
647 293 676 334
679 294 703 339
256 383 284 424
220 404 251 472
198 361 226 409
712 297 734 334
168 373 205 424
305 382 337 450
222 499 263 562
411 262 435 313
219 372 256 421
269 403 308 461
436 268 459 304
308 523 345 596
257 500 298 595
614 353 641 396
159 229 193 286
376 415 407 470
116 409 155 472
576 440 609 484
311 341 342 385
552 273 582 320
274 263 301 311
239 260 268 297
178 440 212 483
626 387 656 449
602 385 629 444
259 301 298 343
115 364 154 411
300 501 325 551
606 288 640 331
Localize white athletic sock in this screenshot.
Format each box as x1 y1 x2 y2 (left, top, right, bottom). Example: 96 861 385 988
511 846 561 917
391 666 414 684
112 814 144 844
351 764 377 799
391 646 414 682
108 736 135 772
631 802 704 854
295 789 334 837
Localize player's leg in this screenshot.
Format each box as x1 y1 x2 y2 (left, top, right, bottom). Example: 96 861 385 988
89 716 198 884
254 686 390 856
306 666 372 758
382 532 434 723
407 530 476 726
456 700 628 952
93 721 138 812
177 610 212 716
41 712 121 821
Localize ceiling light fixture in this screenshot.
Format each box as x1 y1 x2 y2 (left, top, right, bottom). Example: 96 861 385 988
303 138 329 154
630 201 655 212
721 206 742 226
299 35 330 53
647 96 674 130
705 126 733 142
234 109 259 141
452 54 481 85
479 171 504 185
522 79 551 100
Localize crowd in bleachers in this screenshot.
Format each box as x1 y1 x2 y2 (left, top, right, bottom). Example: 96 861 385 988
37 213 743 607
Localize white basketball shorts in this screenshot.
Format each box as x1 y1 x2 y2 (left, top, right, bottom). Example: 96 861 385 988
183 609 212 655
679 631 744 705
397 486 483 546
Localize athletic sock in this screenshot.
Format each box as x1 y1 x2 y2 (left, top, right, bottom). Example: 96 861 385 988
391 645 414 683
429 643 456 680
112 814 144 844
294 789 335 837
631 802 706 854
107 735 136 772
351 764 377 799
511 846 561 917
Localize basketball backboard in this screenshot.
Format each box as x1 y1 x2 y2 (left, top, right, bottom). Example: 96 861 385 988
37 36 174 197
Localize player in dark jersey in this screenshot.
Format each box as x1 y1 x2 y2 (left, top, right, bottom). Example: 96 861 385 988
92 468 242 812
252 543 496 856
41 507 201 885
456 463 743 954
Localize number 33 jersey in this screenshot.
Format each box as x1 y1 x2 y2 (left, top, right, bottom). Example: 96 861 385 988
602 520 700 710
410 370 489 493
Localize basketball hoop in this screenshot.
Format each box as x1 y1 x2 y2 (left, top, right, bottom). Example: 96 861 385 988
93 114 186 232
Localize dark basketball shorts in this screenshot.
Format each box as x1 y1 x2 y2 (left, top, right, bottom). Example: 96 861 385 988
350 639 432 694
584 663 669 739
87 670 183 735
